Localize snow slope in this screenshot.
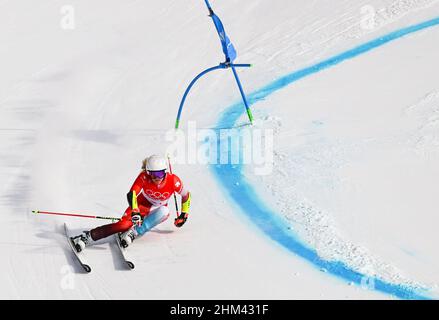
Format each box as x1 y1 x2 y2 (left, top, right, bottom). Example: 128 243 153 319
1 0 438 299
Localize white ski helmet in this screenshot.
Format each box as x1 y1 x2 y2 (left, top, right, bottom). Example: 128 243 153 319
144 154 167 172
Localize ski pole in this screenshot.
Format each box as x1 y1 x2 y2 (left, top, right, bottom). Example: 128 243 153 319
33 210 121 221
166 154 180 217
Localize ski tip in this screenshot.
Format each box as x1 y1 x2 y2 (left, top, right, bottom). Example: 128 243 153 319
83 265 92 273
127 261 135 270
32 210 38 214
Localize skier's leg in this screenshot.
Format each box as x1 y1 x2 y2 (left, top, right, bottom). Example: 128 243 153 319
71 230 94 253
72 206 152 251
90 207 142 241
117 205 152 247
135 206 170 236
72 217 133 252
89 215 133 241
71 216 132 252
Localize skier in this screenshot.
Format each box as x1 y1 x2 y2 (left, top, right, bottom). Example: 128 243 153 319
71 154 191 252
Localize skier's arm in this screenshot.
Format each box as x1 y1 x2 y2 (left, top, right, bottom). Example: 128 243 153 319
126 173 143 210
180 190 191 214
126 190 140 211
175 183 190 228
171 174 190 227
126 174 143 226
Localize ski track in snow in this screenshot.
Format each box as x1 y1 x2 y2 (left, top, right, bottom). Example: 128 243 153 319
246 0 439 77
405 91 439 156
211 16 439 299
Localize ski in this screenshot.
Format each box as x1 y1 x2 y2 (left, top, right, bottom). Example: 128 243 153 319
115 233 135 269
64 223 92 273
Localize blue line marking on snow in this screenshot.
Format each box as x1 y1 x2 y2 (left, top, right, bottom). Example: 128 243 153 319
211 17 439 299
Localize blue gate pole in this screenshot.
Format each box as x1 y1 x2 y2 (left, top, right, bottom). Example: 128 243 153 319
175 65 223 129
230 64 254 125
204 0 213 11
175 63 251 129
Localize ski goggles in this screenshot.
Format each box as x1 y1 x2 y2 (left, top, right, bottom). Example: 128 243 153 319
148 170 166 179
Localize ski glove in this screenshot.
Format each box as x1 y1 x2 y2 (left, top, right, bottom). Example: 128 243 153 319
174 212 188 228
131 210 142 227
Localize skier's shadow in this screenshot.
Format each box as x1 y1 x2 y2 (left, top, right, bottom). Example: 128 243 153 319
109 239 132 271
49 224 109 274
151 229 173 234
34 224 132 273
44 225 176 272
36 224 90 274
108 229 175 270
62 226 129 272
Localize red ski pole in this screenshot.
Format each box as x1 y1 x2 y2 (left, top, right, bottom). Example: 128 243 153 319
33 210 121 221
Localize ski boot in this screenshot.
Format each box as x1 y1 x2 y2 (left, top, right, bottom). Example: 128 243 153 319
71 231 93 253
119 228 137 248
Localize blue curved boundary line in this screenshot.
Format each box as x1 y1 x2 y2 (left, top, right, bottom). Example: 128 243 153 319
210 17 439 299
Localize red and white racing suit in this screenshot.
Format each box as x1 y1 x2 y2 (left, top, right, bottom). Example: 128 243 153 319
90 171 189 241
